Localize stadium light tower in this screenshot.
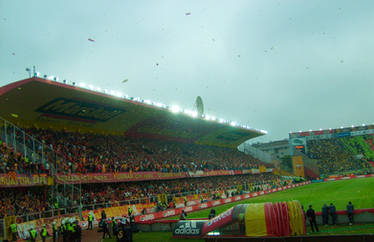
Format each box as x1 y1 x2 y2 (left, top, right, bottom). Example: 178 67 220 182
25 68 31 77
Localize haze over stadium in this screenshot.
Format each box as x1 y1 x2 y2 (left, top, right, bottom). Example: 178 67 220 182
1 0 374 141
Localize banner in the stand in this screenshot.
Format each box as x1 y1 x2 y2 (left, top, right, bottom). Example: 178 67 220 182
0 174 53 187
188 170 233 177
55 172 188 184
1 169 277 186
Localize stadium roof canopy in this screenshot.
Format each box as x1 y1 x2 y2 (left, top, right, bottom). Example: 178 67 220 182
0 77 265 148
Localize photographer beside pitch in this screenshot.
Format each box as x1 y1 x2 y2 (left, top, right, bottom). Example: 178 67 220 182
306 205 319 232
347 201 354 225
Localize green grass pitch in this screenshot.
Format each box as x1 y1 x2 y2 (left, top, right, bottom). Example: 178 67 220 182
102 177 374 241
170 177 374 219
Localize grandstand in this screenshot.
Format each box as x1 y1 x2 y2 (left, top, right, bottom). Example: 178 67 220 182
289 127 374 178
0 77 277 240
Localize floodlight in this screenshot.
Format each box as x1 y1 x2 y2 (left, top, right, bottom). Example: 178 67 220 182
78 82 86 88
155 102 163 107
170 105 181 113
230 121 237 126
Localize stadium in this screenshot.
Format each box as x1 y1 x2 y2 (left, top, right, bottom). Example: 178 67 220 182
0 77 374 242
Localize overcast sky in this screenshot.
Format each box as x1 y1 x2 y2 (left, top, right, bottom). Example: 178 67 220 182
1 0 374 142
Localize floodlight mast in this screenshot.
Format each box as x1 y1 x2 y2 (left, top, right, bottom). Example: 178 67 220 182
25 68 31 78
195 96 204 118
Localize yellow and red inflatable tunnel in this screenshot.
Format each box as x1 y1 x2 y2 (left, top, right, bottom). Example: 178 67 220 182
244 201 306 237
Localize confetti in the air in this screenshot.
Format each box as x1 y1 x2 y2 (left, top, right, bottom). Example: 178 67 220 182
88 38 95 42
185 12 191 16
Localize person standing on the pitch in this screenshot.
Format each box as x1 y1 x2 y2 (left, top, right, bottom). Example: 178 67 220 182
306 205 319 232
329 203 337 225
74 220 82 242
52 221 58 242
41 224 48 242
87 212 93 230
102 219 111 239
347 201 354 225
322 204 329 226
10 222 18 241
101 210 107 220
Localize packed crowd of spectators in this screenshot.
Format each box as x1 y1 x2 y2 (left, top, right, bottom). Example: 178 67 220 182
0 173 294 219
1 127 265 175
79 173 290 207
307 137 372 175
0 140 50 175
0 187 49 218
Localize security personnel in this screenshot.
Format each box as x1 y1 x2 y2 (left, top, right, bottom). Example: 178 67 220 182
112 217 119 237
67 219 74 241
102 219 110 239
73 220 82 242
71 219 77 241
107 218 113 238
29 227 38 242
10 222 17 241
88 213 93 230
117 218 133 242
61 219 67 242
41 224 48 242
52 221 58 242
184 197 188 206
128 206 133 217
